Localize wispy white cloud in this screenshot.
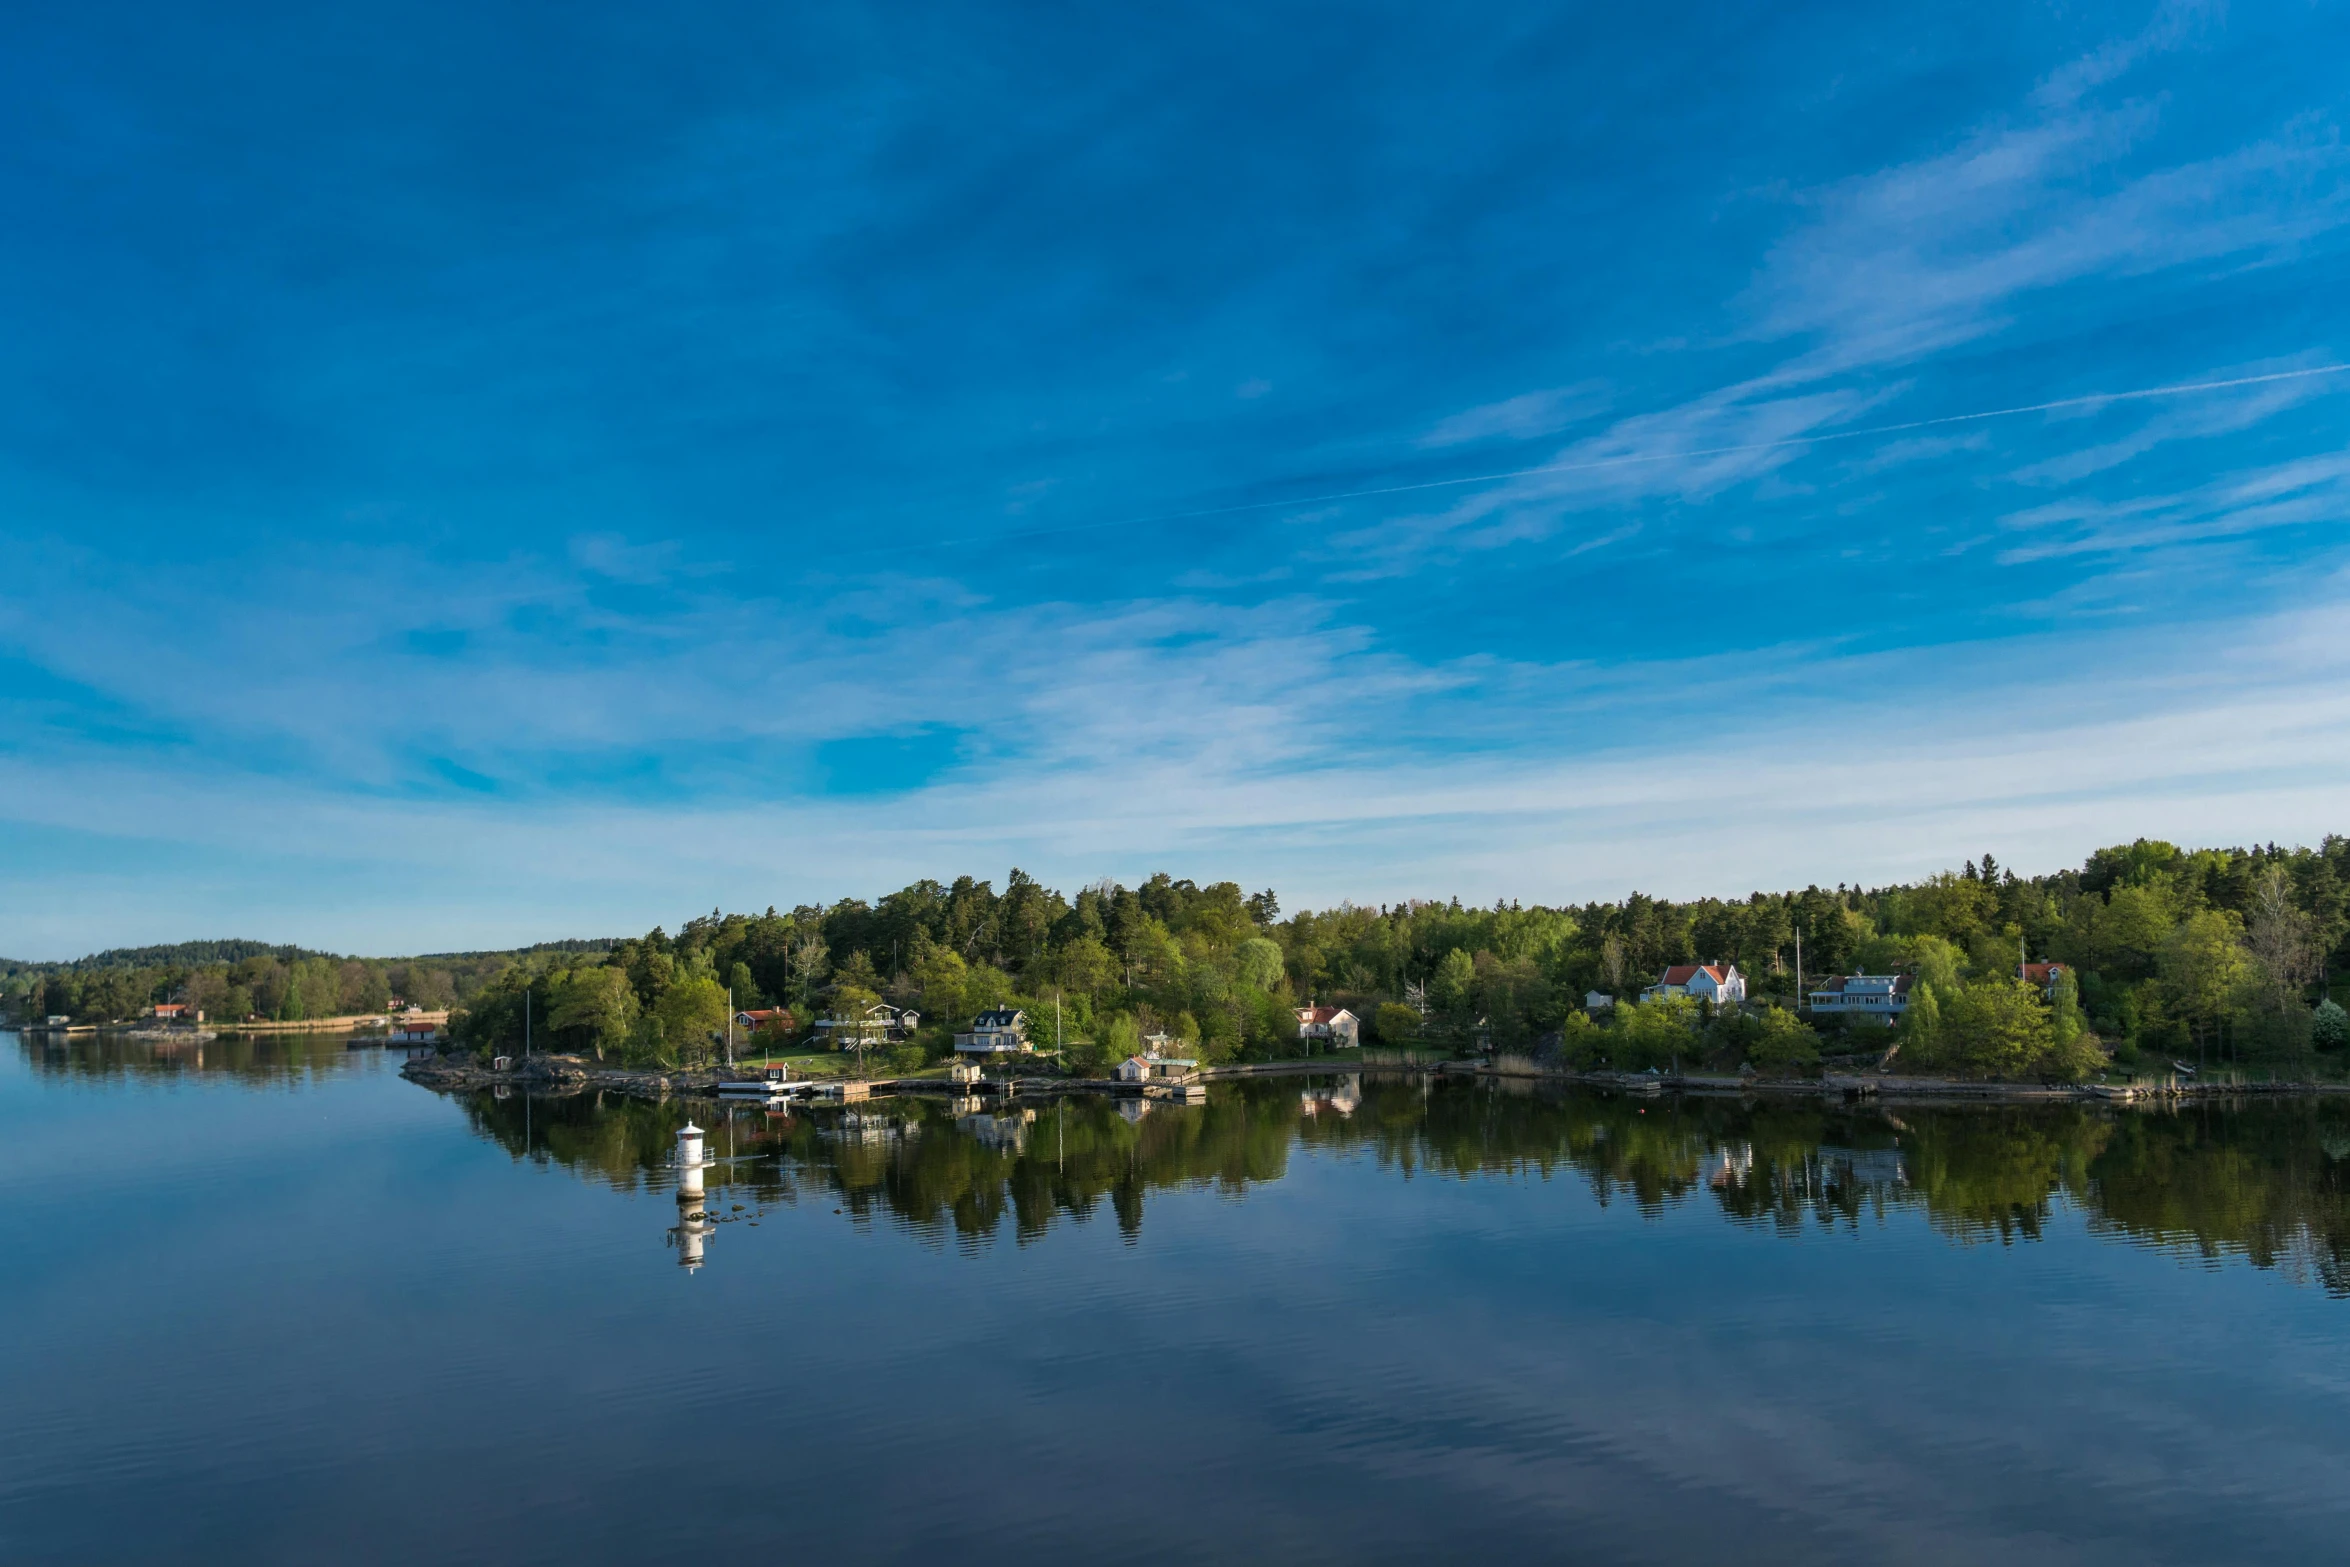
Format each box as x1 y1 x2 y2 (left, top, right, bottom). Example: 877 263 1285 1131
1417 384 1609 448
2006 366 2333 485
1364 20 2350 567
1995 449 2350 562
4 557 2347 953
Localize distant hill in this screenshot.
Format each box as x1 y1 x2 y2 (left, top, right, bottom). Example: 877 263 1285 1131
405 938 619 961
63 940 328 970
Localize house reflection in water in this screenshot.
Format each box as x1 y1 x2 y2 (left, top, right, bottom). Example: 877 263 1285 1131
1299 1074 1361 1118
828 1111 910 1146
1704 1139 1906 1200
1818 1144 1906 1194
958 1107 1035 1151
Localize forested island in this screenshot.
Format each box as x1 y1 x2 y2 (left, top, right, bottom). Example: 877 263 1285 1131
8 837 2348 1083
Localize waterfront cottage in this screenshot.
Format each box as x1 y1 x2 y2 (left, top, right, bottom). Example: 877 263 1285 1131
1295 1005 1360 1048
1808 973 1912 1022
1645 964 1747 1006
955 1007 1031 1055
1117 1050 1199 1082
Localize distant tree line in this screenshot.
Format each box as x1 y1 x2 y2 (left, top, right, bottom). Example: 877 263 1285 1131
12 838 2346 1081
0 940 609 1028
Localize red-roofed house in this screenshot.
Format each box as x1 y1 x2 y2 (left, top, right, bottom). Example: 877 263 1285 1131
735 1007 799 1033
2018 962 2069 998
1295 1005 1360 1049
1645 964 1747 1006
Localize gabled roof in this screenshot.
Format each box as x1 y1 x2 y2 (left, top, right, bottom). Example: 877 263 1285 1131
2020 962 2067 984
1809 974 1913 994
1660 964 1733 985
971 1007 1024 1028
1296 1005 1352 1024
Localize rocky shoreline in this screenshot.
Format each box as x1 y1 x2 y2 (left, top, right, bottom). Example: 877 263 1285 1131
398 1050 2349 1106
400 1052 734 1099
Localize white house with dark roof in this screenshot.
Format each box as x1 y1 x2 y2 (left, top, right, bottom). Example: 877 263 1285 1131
954 1007 1031 1055
1644 964 1746 1006
1808 973 1912 1023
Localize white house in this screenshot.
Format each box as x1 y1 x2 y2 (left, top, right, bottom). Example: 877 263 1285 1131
1295 1005 1360 1048
1645 964 1747 1006
1584 991 1615 1012
954 1007 1031 1055
1808 974 1912 1023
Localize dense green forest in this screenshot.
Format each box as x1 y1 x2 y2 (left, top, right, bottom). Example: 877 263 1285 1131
440 836 2349 1080
11 836 2347 1081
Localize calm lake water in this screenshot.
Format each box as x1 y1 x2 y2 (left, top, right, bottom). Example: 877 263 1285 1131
6 1033 2350 1565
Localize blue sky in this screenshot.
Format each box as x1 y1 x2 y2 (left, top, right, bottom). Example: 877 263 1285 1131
3 1 2348 956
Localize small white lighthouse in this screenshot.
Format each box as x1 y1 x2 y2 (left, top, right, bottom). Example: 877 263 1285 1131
676 1121 708 1207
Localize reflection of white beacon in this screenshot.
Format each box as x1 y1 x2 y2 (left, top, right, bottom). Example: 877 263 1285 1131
677 1122 708 1207
675 1211 710 1272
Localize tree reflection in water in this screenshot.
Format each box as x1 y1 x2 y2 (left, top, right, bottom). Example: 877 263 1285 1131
450 1074 2350 1292
17 1030 384 1085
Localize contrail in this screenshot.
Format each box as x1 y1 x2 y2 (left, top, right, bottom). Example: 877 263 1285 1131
866 362 2350 557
